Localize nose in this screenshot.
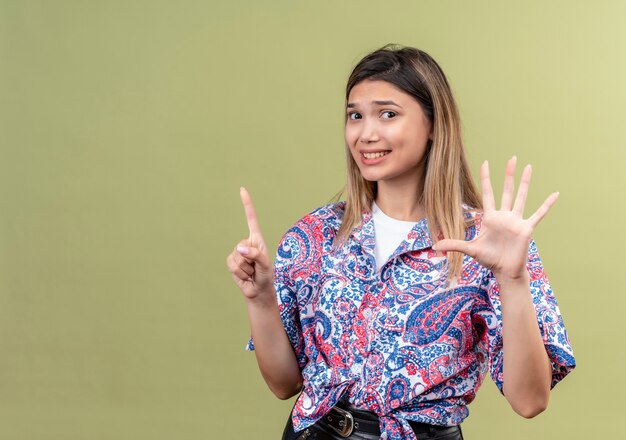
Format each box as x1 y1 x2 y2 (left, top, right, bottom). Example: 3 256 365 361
359 120 380 144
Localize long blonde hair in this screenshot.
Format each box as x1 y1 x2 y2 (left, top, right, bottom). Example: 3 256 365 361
335 44 482 281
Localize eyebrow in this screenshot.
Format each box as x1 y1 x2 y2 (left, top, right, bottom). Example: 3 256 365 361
346 100 403 109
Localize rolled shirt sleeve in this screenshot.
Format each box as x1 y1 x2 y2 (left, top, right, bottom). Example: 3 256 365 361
478 239 576 394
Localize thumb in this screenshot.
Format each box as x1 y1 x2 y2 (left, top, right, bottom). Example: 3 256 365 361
432 239 475 257
237 244 271 271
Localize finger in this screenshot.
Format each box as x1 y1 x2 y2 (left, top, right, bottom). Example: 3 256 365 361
500 156 517 211
231 272 250 289
232 266 254 282
235 255 255 277
234 239 253 261
513 164 532 216
236 244 270 271
528 192 559 228
480 161 495 212
239 187 264 244
233 250 255 272
227 254 254 281
432 239 476 258
227 251 248 274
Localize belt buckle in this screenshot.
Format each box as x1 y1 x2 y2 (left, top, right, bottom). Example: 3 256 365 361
327 405 354 437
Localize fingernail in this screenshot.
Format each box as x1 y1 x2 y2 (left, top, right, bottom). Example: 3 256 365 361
237 245 249 255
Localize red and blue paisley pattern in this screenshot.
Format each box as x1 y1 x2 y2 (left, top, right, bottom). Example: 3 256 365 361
247 202 575 440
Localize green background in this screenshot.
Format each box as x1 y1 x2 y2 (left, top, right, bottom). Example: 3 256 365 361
1 1 622 438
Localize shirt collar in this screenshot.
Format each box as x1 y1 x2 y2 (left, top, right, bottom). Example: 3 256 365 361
350 208 433 258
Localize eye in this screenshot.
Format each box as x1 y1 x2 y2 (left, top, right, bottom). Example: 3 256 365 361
381 111 396 119
347 112 362 120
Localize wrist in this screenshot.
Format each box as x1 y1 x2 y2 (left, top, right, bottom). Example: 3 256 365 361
245 287 277 309
493 270 530 290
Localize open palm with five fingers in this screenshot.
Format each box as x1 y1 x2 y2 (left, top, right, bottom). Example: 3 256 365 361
226 187 274 300
433 156 559 283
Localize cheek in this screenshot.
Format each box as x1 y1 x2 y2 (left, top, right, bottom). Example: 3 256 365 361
344 126 358 147
387 118 412 138
402 124 430 148
348 146 361 164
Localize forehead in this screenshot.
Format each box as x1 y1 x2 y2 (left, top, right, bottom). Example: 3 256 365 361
347 79 411 104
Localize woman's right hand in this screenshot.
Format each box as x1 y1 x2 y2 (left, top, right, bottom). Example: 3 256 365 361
226 188 303 399
226 187 275 301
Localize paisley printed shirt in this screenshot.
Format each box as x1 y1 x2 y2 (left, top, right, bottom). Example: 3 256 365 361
246 202 576 440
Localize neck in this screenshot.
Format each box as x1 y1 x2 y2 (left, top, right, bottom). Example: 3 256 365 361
375 177 425 222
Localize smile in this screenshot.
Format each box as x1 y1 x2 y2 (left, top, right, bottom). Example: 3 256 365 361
362 151 391 159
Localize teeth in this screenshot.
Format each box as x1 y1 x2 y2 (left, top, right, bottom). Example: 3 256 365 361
363 151 390 159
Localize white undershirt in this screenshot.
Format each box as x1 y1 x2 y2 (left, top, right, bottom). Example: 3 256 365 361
371 201 418 271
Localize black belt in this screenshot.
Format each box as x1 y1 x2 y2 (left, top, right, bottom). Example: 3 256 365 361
305 398 461 439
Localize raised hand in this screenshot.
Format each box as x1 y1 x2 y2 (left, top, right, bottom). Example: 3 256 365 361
226 187 274 300
432 156 559 283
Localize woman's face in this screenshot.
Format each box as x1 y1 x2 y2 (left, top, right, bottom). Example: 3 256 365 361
345 79 433 187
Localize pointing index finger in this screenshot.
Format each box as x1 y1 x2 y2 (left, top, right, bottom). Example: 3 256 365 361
240 187 263 240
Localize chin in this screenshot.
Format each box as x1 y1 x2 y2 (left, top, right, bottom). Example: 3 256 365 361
360 174 382 183
360 175 378 182
356 169 383 182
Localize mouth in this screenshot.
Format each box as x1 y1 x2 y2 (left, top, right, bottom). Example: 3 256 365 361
361 150 391 159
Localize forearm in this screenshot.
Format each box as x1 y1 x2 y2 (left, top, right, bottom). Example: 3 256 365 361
498 274 552 418
246 292 303 400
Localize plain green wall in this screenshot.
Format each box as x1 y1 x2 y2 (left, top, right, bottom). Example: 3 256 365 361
1 1 623 438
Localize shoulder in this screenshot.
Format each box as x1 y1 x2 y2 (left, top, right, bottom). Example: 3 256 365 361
275 202 345 270
290 201 346 234
277 201 346 251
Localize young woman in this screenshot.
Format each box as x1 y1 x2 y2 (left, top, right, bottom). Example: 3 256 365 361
226 45 576 440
